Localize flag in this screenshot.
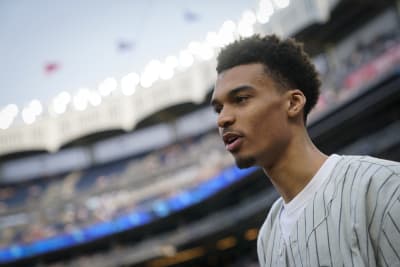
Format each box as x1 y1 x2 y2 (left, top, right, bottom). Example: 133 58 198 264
44 62 61 75
117 39 136 52
183 10 200 23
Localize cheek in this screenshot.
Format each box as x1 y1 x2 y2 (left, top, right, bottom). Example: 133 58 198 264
248 106 288 140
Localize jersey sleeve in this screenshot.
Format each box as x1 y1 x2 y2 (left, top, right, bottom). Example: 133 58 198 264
377 187 400 266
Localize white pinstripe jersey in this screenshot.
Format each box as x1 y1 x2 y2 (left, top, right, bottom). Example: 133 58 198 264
257 155 400 267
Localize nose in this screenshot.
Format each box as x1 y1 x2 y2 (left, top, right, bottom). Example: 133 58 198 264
217 108 235 128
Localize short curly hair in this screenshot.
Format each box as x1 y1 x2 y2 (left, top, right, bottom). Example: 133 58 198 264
216 34 321 122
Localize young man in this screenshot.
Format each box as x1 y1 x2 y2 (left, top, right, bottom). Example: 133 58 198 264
211 34 400 266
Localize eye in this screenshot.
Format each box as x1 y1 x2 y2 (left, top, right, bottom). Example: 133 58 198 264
213 104 222 114
234 95 249 104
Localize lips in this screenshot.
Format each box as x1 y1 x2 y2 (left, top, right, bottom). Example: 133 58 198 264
222 132 243 152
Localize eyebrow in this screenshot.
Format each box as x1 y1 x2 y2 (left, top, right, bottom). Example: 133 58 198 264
210 85 255 107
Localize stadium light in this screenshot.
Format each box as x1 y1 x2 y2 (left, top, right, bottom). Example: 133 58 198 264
51 91 71 115
188 41 214 61
22 107 36 124
89 91 102 106
238 19 255 37
73 88 90 111
140 72 155 88
258 0 275 24
0 115 12 129
59 91 71 105
29 99 43 116
0 104 18 129
3 104 19 118
242 10 257 25
165 56 179 69
273 0 290 9
188 41 202 56
53 103 67 115
159 64 174 80
98 77 117 97
206 31 220 47
121 72 140 95
218 20 236 46
179 50 194 68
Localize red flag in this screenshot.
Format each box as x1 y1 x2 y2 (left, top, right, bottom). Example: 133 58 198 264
44 62 60 75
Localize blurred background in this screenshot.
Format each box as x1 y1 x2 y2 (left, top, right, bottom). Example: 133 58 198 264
0 0 399 266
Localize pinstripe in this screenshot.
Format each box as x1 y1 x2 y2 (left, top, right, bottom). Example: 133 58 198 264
378 246 390 267
369 172 395 261
388 213 400 234
288 238 296 265
269 216 277 266
349 162 362 267
368 171 392 230
376 180 400 265
382 229 400 260
323 181 333 266
363 164 380 266
257 155 400 267
312 192 321 266
337 163 350 249
296 221 304 267
352 163 372 249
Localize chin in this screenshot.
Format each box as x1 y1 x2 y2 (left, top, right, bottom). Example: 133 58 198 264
234 156 256 169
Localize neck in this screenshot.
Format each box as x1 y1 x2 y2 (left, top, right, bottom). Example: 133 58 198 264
262 129 327 203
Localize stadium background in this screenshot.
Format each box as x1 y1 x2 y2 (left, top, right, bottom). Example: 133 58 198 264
0 0 399 266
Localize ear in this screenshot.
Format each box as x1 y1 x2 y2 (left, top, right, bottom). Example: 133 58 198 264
286 89 306 118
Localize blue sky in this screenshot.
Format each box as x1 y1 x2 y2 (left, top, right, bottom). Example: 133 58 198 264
0 0 257 108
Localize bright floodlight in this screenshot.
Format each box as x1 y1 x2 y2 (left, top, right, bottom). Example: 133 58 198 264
73 89 90 111
121 72 140 95
242 10 257 25
188 41 202 55
160 64 174 80
3 104 19 117
238 20 254 37
188 41 214 61
89 91 102 106
165 56 178 69
22 107 36 124
52 92 71 115
59 91 71 105
197 43 214 61
206 31 220 47
179 50 194 68
0 116 12 129
258 0 275 23
140 73 154 88
54 103 67 115
29 99 43 116
146 60 162 74
0 105 16 129
98 77 117 96
219 20 236 46
221 20 236 33
273 0 290 9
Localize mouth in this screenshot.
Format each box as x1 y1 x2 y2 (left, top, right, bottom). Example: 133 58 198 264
222 132 244 152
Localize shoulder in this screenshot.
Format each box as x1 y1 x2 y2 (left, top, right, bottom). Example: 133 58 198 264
340 155 400 171
257 197 283 264
334 155 400 184
258 197 283 242
340 156 400 223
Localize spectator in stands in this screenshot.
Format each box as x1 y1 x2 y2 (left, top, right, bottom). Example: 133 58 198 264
211 34 400 267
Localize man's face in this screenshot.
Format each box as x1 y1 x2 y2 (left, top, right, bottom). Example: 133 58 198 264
211 63 292 169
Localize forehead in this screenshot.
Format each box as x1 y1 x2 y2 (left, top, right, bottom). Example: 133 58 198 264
212 63 274 100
